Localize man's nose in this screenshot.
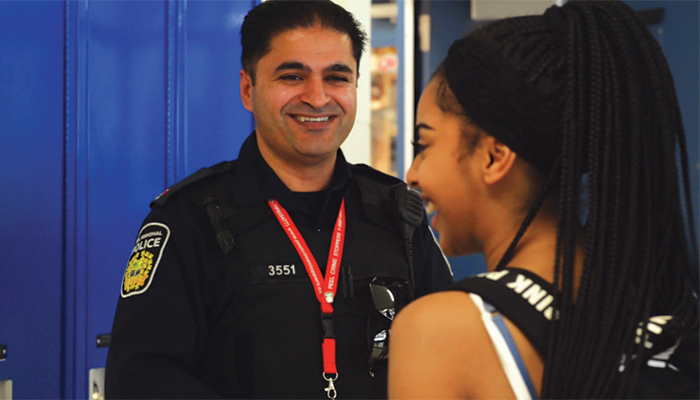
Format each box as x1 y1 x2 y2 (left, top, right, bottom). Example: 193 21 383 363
300 77 330 109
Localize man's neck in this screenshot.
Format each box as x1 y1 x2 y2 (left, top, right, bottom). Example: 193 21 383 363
260 150 336 192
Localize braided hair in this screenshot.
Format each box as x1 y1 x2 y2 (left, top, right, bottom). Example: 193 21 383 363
435 1 698 397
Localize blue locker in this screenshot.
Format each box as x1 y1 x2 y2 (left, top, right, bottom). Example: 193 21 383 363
0 1 65 398
1 1 255 398
69 2 172 396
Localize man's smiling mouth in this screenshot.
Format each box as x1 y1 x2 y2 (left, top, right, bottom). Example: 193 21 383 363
295 115 331 123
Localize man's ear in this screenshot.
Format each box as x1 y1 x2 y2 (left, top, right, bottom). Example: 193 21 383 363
482 137 517 185
240 69 254 112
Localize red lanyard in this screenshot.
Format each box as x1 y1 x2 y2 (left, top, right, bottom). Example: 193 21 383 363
268 199 346 399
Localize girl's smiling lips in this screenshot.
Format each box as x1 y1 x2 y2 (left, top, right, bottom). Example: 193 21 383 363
425 201 436 215
420 193 437 215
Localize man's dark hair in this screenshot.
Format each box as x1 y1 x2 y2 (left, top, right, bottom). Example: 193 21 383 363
240 0 367 83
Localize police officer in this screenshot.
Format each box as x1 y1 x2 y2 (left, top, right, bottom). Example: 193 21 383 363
104 1 453 398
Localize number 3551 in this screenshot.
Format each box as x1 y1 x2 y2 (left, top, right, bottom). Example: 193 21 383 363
268 264 296 276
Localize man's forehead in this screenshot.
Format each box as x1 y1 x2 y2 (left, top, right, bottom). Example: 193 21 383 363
261 27 356 72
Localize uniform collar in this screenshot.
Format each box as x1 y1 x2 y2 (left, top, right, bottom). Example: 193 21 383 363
232 132 352 220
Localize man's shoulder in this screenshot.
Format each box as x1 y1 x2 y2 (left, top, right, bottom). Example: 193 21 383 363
151 160 238 208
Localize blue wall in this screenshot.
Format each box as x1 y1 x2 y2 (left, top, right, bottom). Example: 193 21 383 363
626 1 700 247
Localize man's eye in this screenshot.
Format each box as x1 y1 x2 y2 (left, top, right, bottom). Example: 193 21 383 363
280 75 302 81
328 75 350 83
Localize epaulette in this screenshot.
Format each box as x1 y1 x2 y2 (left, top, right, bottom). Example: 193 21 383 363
151 160 237 207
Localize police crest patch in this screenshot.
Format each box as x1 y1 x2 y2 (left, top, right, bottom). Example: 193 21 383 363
121 222 170 298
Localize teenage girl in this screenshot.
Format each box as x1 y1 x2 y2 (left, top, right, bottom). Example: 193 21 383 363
388 1 699 398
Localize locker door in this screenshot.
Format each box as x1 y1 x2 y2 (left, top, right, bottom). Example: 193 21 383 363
0 2 65 399
62 1 173 397
65 1 255 398
66 2 172 398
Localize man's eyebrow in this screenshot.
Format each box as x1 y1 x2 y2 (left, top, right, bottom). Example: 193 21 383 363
272 62 354 75
274 62 309 73
325 63 353 74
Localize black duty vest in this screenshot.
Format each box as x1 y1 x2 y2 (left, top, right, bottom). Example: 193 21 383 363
156 160 417 399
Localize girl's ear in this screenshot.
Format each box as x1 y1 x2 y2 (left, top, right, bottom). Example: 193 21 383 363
481 137 517 185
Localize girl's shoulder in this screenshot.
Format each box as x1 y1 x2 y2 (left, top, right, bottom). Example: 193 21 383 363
389 291 518 399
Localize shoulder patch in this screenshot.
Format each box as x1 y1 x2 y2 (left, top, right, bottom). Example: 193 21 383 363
121 222 171 298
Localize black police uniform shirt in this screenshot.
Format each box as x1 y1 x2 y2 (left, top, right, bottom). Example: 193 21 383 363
105 133 454 399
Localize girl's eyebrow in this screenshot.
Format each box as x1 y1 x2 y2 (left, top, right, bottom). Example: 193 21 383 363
415 123 434 132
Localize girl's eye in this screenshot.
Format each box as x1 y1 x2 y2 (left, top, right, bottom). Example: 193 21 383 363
411 140 427 153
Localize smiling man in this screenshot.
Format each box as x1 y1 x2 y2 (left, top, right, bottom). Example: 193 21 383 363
105 1 452 399
240 24 357 191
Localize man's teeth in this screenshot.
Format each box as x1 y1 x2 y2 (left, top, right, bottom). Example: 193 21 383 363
425 202 436 215
297 116 330 122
